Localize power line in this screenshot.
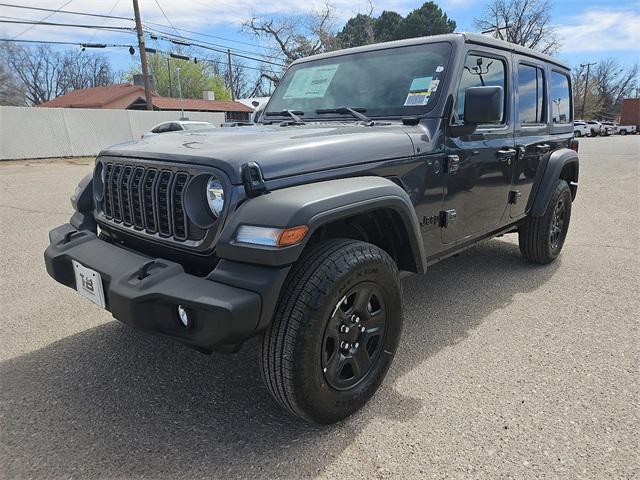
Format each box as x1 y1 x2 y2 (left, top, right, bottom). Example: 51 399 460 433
142 19 277 52
0 37 134 48
153 0 179 37
1 2 278 53
11 0 73 39
144 24 283 60
0 3 133 21
145 29 285 67
85 0 122 44
0 7 284 68
0 19 135 31
150 47 268 72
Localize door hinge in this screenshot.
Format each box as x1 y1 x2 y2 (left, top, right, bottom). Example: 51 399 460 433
508 190 522 204
440 209 457 228
445 155 459 174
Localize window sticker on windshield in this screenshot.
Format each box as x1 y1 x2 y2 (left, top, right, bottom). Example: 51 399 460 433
283 64 340 99
404 76 433 106
436 65 444 73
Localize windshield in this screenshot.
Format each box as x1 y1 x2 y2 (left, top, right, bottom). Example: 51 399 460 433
265 42 452 120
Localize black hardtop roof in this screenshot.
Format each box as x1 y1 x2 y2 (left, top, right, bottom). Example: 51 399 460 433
292 32 570 71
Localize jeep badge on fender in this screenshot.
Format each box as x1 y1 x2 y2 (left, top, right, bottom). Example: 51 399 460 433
45 33 578 424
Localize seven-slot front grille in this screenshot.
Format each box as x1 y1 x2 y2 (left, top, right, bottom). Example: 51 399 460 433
100 162 201 242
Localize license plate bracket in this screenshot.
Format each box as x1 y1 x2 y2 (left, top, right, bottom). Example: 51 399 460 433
72 260 106 309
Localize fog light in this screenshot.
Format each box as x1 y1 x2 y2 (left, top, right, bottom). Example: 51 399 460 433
177 305 190 327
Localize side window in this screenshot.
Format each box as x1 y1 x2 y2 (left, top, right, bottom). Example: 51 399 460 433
168 123 183 132
455 53 506 124
550 71 571 124
154 123 171 133
518 64 546 124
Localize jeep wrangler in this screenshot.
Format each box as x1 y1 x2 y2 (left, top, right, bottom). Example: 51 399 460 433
45 33 579 424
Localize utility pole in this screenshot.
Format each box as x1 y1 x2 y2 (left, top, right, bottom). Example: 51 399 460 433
167 57 172 97
227 49 235 101
176 67 185 120
132 0 154 110
580 62 596 120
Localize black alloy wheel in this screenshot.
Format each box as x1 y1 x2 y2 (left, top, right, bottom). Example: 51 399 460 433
549 197 566 250
321 283 387 390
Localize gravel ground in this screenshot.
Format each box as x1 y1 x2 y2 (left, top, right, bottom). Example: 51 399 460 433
1 136 638 479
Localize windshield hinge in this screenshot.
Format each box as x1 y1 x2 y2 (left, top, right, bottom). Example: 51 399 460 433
242 162 268 197
402 117 419 125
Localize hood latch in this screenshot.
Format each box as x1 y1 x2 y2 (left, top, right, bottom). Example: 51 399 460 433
241 162 268 197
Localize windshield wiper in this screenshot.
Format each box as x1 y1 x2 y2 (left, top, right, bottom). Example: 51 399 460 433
315 106 374 126
264 109 305 125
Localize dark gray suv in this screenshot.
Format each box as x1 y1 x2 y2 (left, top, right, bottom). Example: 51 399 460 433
45 33 579 424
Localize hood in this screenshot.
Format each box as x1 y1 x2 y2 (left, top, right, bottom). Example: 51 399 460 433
101 122 421 184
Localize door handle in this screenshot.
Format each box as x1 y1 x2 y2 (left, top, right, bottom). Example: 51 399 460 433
496 148 517 161
536 144 551 153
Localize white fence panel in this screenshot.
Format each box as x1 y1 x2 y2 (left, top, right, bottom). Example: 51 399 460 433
0 106 226 160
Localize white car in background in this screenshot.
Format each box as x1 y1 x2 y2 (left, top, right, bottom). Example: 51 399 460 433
573 121 590 137
585 120 602 136
617 124 637 135
142 121 215 138
600 121 618 136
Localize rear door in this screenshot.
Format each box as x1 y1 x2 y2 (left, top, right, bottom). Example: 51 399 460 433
511 57 549 219
443 47 515 243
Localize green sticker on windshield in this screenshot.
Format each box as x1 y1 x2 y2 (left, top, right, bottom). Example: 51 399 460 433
405 76 433 106
409 76 432 92
283 64 340 99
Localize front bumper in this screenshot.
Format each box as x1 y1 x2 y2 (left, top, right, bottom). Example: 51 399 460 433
44 224 264 352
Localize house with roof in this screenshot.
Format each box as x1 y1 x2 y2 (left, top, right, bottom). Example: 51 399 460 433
38 80 253 122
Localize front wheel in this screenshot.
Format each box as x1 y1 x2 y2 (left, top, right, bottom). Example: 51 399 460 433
574 130 582 137
620 129 627 135
260 239 402 424
519 179 572 264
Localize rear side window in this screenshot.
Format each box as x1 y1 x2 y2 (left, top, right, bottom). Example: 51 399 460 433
518 64 546 124
168 123 183 132
455 53 506 124
550 71 571 124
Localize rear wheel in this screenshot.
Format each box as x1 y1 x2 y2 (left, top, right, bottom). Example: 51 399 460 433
260 239 402 424
620 129 627 135
519 179 572 264
574 130 582 137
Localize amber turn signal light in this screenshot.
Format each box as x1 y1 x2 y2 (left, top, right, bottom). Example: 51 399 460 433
277 225 309 247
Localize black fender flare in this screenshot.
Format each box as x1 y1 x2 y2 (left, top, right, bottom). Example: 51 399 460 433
528 148 579 217
216 176 427 273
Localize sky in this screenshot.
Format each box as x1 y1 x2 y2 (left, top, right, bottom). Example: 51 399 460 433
1 0 638 79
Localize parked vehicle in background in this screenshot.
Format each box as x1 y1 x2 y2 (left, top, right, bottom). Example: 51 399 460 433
586 120 602 136
617 124 637 135
573 121 590 137
45 33 579 424
601 121 618 135
142 121 215 138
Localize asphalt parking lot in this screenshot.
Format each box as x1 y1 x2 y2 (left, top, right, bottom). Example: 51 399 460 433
1 136 638 479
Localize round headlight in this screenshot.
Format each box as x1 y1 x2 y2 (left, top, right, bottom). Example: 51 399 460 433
206 176 224 217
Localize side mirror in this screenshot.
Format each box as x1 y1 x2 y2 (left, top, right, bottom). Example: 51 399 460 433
464 86 503 125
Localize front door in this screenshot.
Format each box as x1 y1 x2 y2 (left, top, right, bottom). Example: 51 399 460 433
443 49 515 243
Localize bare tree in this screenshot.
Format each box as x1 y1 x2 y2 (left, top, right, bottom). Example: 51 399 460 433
243 3 339 69
1 42 115 105
474 0 559 54
0 46 26 105
573 59 639 120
